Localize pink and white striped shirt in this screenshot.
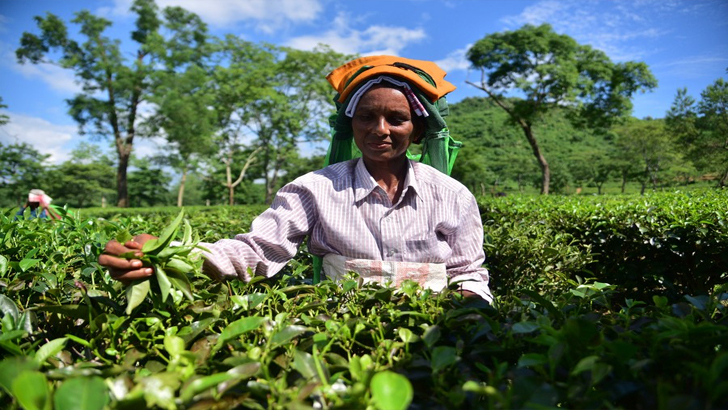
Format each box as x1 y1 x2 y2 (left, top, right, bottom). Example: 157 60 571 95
202 158 492 301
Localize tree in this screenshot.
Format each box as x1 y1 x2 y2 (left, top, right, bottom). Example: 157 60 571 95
667 78 728 187
0 142 49 207
144 6 218 207
127 157 172 207
45 143 116 207
570 149 616 194
448 97 534 195
16 0 211 207
214 40 350 203
614 118 682 195
466 23 657 194
0 96 9 126
149 65 218 207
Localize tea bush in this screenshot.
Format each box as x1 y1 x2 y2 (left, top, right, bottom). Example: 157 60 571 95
0 194 726 409
480 189 728 300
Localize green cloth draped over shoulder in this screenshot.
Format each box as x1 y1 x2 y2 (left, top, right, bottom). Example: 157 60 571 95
313 56 463 283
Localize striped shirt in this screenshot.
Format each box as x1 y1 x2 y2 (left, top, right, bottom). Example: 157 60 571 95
202 158 492 301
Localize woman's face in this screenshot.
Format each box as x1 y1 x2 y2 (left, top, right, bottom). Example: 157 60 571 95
352 86 421 169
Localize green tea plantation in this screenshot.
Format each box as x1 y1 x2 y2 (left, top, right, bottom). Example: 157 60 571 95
0 190 726 410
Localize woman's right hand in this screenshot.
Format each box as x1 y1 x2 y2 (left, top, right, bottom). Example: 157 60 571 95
99 234 158 283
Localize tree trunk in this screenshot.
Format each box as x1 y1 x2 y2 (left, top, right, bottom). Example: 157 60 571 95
177 166 187 207
718 169 728 188
517 174 523 192
519 121 550 195
116 149 130 208
225 155 234 206
224 146 261 206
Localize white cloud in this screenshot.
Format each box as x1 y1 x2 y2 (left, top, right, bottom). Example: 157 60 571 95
0 110 174 166
435 46 472 73
501 0 566 27
499 0 676 62
0 112 77 164
285 12 426 55
1 42 81 95
133 135 168 159
0 14 9 33
108 0 322 32
11 62 81 94
655 56 728 79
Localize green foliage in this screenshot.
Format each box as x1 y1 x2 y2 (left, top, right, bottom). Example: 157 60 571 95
45 144 116 208
127 158 173 207
0 197 725 409
15 0 218 207
0 96 8 126
466 23 657 194
666 78 728 187
449 97 622 195
212 40 351 204
480 190 728 300
0 143 49 207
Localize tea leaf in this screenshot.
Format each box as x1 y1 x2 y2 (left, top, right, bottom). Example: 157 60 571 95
182 219 192 245
164 335 185 356
271 325 308 347
115 230 133 244
292 349 318 381
0 357 39 394
154 265 172 303
0 294 19 325
35 337 68 365
370 371 413 410
180 372 236 403
685 295 708 311
0 255 8 276
422 325 441 348
431 346 458 373
125 280 150 315
398 328 418 344
19 258 40 272
512 321 540 334
214 316 266 352
54 376 109 410
166 257 194 274
166 267 194 301
571 355 600 376
146 209 185 255
140 238 160 254
518 353 548 368
11 370 50 410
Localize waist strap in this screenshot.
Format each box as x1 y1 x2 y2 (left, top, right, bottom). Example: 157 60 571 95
322 254 447 291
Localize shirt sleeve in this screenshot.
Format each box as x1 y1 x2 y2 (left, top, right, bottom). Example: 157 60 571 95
445 192 493 303
200 182 317 282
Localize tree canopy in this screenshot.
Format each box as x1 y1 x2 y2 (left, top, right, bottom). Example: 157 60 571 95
466 23 657 194
667 77 728 187
16 0 215 207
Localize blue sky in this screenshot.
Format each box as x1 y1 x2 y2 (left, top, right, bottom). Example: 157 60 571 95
1 0 726 164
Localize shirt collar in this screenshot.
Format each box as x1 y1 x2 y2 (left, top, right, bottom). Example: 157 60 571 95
353 158 420 203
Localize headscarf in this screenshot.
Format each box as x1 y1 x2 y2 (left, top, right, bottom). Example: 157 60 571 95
28 189 52 206
325 55 462 175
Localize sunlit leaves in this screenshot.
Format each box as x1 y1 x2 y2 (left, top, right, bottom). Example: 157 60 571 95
370 371 413 410
54 377 109 410
0 198 726 409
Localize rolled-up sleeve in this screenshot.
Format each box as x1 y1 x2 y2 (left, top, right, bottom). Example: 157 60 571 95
201 183 316 282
